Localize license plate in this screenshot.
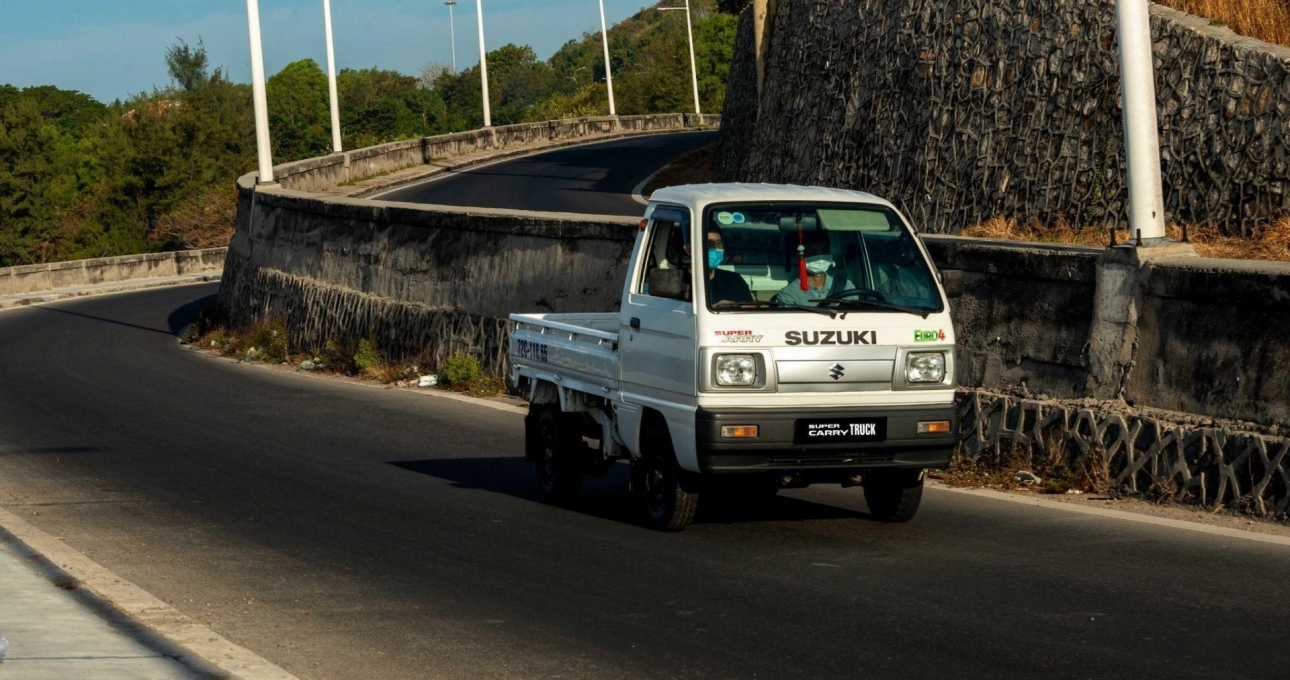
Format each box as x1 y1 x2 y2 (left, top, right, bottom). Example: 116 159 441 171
794 417 887 444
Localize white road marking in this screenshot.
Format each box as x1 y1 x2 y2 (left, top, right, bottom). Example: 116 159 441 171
632 165 666 206
930 482 1290 548
0 507 301 680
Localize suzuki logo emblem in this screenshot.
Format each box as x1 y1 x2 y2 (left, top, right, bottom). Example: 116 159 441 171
828 363 845 381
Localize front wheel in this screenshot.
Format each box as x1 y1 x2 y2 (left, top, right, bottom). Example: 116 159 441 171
633 426 698 531
863 469 925 522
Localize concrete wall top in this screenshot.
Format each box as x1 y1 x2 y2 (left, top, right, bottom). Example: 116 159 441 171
0 248 227 297
238 114 722 195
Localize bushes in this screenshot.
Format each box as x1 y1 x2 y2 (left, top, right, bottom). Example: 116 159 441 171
439 352 481 386
185 310 506 397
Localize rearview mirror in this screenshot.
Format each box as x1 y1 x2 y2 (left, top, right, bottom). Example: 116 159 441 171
647 268 689 301
939 269 964 299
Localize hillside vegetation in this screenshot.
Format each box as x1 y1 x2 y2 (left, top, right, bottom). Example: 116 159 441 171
0 1 737 267
1157 0 1290 47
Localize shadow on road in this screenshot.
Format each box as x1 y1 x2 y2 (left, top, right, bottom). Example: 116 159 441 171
166 292 218 335
30 305 175 336
390 456 872 527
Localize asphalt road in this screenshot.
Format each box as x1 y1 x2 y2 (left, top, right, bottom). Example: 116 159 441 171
372 131 717 215
0 140 1288 680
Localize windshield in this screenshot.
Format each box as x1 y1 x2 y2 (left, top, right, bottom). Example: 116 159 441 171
700 203 942 313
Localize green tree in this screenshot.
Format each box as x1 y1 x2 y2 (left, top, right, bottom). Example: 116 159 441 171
166 39 212 93
0 99 81 264
266 59 331 161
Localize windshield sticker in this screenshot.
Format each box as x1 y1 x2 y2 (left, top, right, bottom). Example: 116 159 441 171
715 330 763 344
915 329 946 343
716 211 735 225
785 330 876 346
731 212 746 224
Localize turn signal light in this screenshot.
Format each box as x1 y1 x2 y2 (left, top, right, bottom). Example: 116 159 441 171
721 425 759 439
917 420 952 434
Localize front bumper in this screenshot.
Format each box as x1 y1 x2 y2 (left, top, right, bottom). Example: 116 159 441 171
695 404 958 474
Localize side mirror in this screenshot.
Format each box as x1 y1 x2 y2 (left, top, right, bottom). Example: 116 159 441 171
939 269 964 299
647 268 690 301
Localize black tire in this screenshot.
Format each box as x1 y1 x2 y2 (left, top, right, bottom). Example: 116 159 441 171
633 424 698 530
863 469 925 522
533 408 583 505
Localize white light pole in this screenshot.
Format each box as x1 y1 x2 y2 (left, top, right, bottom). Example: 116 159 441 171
475 0 491 126
245 0 274 183
446 0 458 73
597 0 616 116
660 1 701 115
323 0 342 153
1115 0 1166 241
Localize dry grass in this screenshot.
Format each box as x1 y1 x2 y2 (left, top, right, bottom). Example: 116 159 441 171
962 215 1290 261
185 312 506 397
1157 0 1290 48
934 444 1114 496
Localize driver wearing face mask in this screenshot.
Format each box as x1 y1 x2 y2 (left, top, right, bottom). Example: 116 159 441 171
773 230 853 307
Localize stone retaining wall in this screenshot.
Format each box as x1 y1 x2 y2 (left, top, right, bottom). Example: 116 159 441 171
926 235 1290 428
718 0 1290 236
959 390 1290 519
222 189 637 375
0 248 226 297
223 115 718 374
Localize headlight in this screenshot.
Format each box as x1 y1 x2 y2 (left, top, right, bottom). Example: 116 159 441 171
715 354 757 386
907 352 946 383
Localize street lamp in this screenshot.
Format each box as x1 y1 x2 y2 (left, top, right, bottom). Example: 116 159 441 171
323 0 342 153
244 0 274 183
659 1 700 115
445 0 458 73
1115 0 1166 241
476 0 491 126
597 0 616 116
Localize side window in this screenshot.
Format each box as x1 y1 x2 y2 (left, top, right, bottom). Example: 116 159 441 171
636 209 690 296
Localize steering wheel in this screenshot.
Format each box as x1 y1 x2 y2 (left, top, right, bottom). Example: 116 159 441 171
829 288 886 302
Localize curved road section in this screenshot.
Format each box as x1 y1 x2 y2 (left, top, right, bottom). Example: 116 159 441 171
0 140 1288 680
373 131 716 215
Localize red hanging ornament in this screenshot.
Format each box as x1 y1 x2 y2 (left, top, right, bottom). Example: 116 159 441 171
797 217 808 291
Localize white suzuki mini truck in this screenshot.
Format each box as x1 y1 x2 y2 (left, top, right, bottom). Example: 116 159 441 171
509 184 963 530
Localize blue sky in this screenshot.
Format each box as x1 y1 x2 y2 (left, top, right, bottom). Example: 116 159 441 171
0 1 660 102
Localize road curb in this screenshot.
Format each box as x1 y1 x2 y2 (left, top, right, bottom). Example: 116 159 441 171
929 482 1290 547
0 506 301 680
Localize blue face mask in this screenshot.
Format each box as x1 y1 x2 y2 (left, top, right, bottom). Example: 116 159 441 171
708 248 725 269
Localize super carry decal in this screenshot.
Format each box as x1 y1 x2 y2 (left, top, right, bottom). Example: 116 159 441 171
784 330 876 346
714 330 764 344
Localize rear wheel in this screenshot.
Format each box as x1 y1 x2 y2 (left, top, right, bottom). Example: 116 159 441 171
633 424 698 530
863 469 925 522
533 408 583 505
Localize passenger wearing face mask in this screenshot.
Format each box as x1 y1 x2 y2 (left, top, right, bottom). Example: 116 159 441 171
772 230 854 307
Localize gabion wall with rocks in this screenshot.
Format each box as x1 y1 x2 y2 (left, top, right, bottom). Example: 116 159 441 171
960 390 1290 519
718 0 1290 235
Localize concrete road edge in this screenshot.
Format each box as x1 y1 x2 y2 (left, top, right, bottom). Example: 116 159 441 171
0 506 300 680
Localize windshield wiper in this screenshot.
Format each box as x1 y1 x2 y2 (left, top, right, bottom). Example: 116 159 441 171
712 299 840 318
815 297 932 319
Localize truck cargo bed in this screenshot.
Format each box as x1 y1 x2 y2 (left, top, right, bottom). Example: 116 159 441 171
509 313 620 396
